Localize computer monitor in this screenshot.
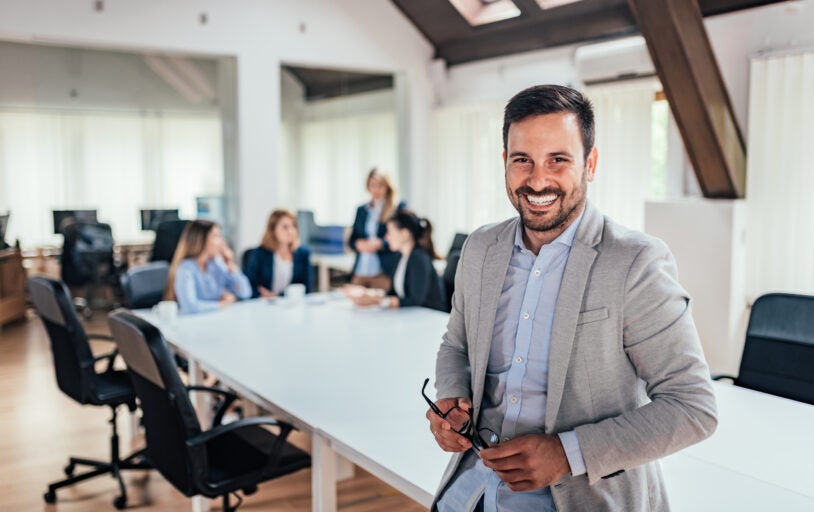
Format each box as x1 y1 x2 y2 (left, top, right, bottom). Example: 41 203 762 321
0 213 9 247
140 208 180 231
53 209 98 234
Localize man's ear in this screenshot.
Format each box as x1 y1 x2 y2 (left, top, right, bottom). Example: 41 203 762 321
585 146 598 183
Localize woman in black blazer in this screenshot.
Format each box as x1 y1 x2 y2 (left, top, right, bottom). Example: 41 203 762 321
348 168 404 290
350 209 446 312
244 209 313 298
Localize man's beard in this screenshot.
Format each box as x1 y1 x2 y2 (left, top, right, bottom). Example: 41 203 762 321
509 174 587 234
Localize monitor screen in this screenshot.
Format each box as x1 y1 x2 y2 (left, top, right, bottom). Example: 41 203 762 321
0 213 9 242
140 209 180 231
53 209 98 234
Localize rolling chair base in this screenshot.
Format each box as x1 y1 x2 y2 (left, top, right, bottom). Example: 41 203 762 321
43 406 151 509
44 450 150 509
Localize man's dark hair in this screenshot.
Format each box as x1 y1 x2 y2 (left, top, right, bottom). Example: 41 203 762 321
502 84 595 161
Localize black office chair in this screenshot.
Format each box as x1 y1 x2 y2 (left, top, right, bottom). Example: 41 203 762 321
28 276 150 509
441 232 467 313
60 221 122 318
120 261 170 309
713 293 814 405
442 251 461 313
108 310 311 512
150 219 189 263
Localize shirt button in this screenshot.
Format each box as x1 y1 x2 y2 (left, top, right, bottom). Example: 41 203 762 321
534 269 541 276
515 356 523 363
522 312 530 320
510 396 518 404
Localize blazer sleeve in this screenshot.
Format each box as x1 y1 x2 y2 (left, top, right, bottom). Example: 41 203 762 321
435 237 473 400
397 250 433 308
348 206 366 253
293 247 314 293
574 241 718 484
244 248 262 298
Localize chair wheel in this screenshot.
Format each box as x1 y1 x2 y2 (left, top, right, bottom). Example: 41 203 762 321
113 495 127 509
44 490 56 504
64 463 75 476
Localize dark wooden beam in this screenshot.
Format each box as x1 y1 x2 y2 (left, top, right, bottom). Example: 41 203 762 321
628 0 746 198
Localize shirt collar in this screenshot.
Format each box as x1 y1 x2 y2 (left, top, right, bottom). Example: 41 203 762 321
513 206 586 252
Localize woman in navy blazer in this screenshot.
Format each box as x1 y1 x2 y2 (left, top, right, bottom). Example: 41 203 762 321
348 168 405 290
349 209 447 312
244 209 313 298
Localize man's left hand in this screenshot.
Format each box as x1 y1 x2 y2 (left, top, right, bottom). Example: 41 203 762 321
478 433 571 491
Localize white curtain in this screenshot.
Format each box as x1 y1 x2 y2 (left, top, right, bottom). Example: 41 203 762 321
296 111 398 226
586 81 656 231
428 104 515 255
746 51 814 297
0 109 223 247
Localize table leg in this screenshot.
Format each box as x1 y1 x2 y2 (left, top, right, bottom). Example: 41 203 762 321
312 434 337 512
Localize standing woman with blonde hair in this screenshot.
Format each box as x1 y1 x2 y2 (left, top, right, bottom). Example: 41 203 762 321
348 168 405 290
244 209 313 298
165 220 251 313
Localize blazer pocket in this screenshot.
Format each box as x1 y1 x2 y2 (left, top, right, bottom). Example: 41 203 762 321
577 307 609 325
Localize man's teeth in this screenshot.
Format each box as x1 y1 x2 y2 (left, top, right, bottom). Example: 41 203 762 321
527 194 558 206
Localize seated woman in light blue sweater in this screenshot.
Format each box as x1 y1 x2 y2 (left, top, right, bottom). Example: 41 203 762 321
164 219 251 314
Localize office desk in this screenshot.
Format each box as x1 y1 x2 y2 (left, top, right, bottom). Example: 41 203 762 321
139 299 814 512
138 296 451 511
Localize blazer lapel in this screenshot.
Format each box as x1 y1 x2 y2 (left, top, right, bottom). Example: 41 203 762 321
471 219 516 409
545 202 603 431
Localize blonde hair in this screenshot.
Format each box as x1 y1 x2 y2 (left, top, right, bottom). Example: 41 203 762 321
260 209 300 252
164 220 216 301
367 168 398 222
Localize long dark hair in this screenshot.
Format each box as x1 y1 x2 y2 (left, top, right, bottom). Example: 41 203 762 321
165 219 216 300
388 210 440 260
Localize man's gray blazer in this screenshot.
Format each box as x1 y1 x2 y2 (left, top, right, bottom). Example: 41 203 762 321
434 201 718 511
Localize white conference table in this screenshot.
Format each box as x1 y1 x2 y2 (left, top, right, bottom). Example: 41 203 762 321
138 297 814 512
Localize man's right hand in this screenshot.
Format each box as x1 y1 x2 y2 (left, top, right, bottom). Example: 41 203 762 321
426 397 473 452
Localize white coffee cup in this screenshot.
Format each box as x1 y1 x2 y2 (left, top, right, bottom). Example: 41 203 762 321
284 283 306 303
153 300 179 323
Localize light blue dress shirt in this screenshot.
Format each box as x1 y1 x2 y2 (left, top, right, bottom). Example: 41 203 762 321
437 210 587 512
354 201 384 276
174 257 251 314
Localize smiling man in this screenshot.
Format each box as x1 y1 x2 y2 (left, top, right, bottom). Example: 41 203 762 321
426 85 718 511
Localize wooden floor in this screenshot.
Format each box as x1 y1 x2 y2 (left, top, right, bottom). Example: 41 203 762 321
0 310 428 512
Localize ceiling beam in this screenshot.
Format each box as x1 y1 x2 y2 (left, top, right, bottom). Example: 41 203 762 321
628 0 746 198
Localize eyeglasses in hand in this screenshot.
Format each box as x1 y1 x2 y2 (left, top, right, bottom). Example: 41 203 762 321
422 378 498 452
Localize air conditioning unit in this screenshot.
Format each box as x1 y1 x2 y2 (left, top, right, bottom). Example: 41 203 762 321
575 36 655 86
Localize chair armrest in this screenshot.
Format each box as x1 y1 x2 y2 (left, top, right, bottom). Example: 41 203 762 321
711 374 737 382
186 417 296 473
186 385 238 429
186 416 288 447
88 333 116 342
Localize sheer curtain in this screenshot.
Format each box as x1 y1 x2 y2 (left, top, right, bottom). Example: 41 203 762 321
0 109 223 247
746 50 814 297
586 81 656 231
428 103 514 255
297 111 398 225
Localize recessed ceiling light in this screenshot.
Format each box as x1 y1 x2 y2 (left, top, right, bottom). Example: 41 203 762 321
448 0 521 27
536 0 583 9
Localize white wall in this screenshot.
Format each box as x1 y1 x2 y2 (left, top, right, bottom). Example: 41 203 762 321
0 0 434 250
0 41 219 112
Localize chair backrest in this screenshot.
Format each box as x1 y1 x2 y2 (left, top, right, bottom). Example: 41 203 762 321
108 310 202 496
449 232 468 255
151 220 189 263
121 261 170 309
442 251 461 313
738 293 814 405
27 276 97 403
60 221 116 286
